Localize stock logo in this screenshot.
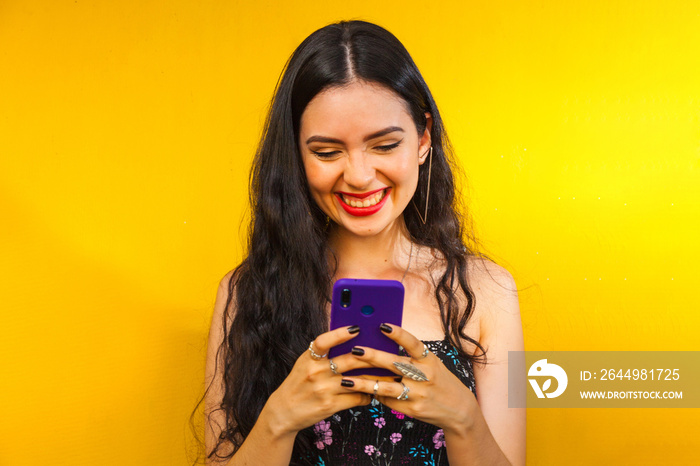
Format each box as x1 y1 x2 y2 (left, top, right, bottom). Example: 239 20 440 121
528 359 568 398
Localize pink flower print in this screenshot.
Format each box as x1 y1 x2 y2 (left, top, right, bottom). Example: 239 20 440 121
364 445 376 456
313 420 333 450
374 417 386 428
391 409 405 419
433 428 446 449
390 432 402 444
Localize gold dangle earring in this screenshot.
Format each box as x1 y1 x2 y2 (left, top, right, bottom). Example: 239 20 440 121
412 147 433 225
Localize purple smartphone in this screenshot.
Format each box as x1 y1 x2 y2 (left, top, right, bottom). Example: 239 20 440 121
328 278 404 377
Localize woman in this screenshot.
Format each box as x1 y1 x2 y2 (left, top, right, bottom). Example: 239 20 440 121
203 20 525 465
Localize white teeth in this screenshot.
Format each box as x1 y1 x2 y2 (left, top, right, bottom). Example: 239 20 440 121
342 189 386 208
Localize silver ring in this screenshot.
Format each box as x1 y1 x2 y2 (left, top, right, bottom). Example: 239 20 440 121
373 380 379 397
397 382 410 401
329 359 339 375
393 361 429 382
308 341 327 360
418 343 430 359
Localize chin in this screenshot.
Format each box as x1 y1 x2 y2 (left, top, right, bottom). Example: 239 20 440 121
337 216 403 238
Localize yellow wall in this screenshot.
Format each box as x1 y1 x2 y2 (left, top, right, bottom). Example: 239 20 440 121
1 1 698 464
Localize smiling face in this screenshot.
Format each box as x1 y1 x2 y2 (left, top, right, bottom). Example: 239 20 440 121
299 81 431 238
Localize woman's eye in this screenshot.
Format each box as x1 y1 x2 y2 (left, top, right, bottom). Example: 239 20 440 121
375 141 401 152
312 150 341 158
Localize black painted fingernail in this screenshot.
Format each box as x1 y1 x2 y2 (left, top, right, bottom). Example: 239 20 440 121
341 379 354 387
348 325 360 334
380 323 393 333
351 347 365 356
394 377 403 383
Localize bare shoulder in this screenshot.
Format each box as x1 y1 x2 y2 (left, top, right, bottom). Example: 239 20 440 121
466 256 521 342
467 256 517 300
218 269 237 304
411 250 519 347
215 270 236 314
207 271 236 347
467 257 525 465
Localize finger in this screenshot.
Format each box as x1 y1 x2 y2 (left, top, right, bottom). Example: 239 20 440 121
347 345 410 376
379 323 431 360
334 392 372 410
310 380 372 409
312 326 360 356
300 351 374 382
339 378 406 399
329 353 375 375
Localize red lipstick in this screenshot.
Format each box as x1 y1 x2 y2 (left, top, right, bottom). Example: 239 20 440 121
335 187 387 199
335 188 391 217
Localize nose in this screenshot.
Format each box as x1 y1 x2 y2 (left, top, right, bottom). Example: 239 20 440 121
343 152 375 189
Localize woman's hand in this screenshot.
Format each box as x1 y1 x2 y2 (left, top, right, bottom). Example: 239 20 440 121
261 326 374 438
338 323 479 436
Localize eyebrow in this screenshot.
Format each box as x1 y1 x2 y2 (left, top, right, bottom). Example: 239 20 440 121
305 126 404 145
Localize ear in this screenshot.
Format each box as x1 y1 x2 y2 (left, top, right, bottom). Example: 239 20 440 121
418 112 433 165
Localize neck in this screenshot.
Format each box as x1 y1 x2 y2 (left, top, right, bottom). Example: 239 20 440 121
327 218 413 281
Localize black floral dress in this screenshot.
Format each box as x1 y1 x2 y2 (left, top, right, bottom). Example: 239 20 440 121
299 339 477 465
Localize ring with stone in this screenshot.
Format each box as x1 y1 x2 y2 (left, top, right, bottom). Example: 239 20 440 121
329 359 339 375
418 343 430 359
373 380 379 397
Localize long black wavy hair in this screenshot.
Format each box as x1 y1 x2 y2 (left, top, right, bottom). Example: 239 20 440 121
207 20 487 464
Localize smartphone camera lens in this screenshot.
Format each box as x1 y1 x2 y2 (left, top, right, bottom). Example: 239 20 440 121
341 289 351 308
